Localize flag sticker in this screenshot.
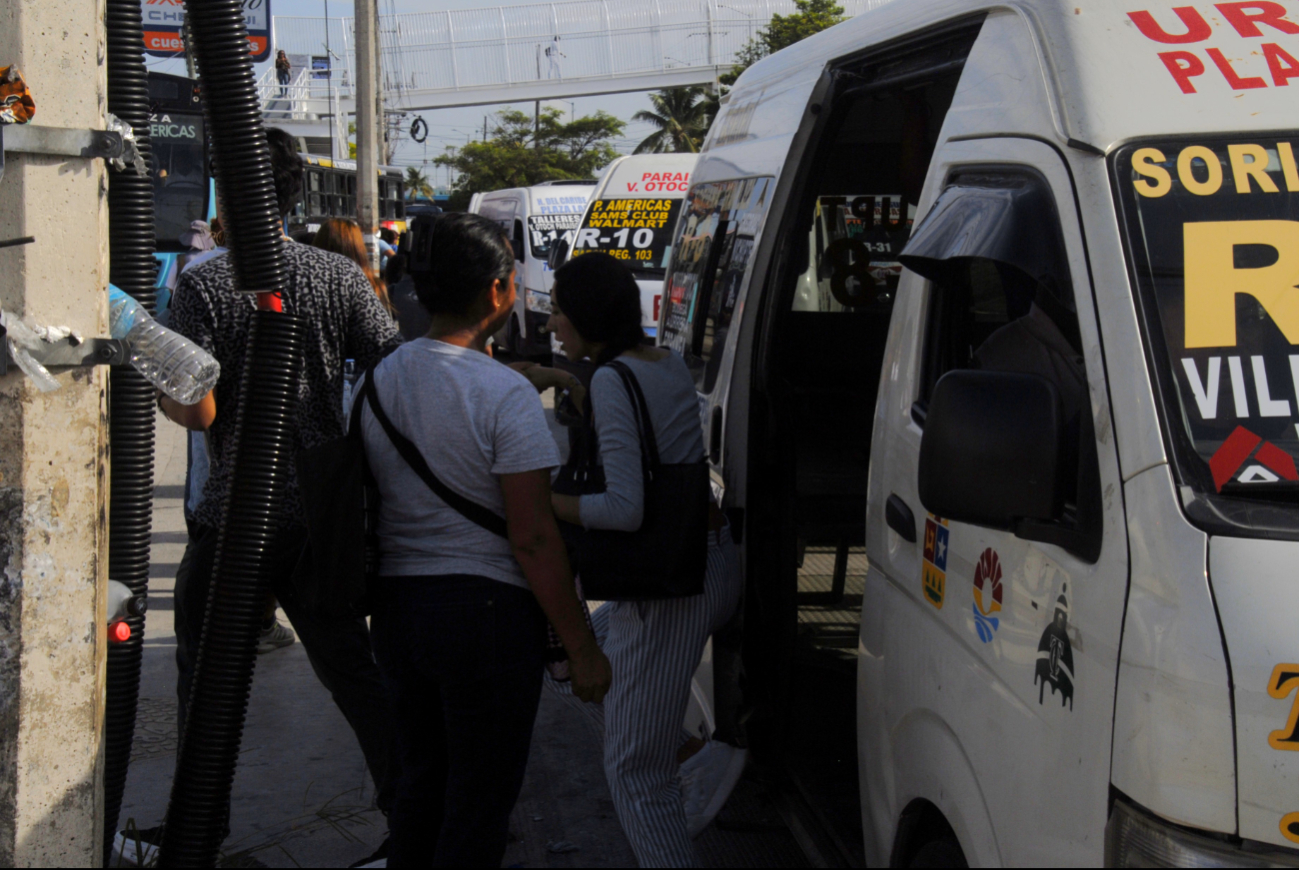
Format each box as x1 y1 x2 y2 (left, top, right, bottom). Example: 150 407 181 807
921 516 948 609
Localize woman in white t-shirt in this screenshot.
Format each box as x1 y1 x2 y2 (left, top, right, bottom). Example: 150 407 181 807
361 214 610 867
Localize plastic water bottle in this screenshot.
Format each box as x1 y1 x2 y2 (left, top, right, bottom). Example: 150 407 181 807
108 285 220 405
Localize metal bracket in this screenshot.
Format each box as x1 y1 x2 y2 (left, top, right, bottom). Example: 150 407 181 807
0 335 127 377
0 123 125 183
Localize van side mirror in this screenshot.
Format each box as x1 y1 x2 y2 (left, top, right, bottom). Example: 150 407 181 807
918 370 1066 530
548 236 570 271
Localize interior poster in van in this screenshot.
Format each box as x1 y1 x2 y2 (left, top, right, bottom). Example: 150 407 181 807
794 195 913 313
572 199 683 272
1115 138 1299 495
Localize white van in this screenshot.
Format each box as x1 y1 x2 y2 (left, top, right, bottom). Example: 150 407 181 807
473 181 595 355
665 1 1299 865
556 153 697 340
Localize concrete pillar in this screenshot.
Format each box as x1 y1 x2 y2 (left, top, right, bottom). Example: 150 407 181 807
0 1 110 866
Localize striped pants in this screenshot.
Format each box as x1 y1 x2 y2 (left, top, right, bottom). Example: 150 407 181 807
546 525 742 867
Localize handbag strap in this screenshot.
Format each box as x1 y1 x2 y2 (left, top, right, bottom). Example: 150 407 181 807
361 366 510 540
605 360 661 476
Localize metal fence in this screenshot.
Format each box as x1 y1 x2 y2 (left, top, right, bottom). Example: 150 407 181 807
270 0 887 104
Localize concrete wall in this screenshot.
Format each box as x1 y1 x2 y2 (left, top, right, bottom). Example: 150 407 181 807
0 1 110 865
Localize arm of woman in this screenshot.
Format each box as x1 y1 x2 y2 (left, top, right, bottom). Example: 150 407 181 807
500 469 611 703
571 370 644 532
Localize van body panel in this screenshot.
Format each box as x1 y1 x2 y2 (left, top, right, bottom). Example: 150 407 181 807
1209 536 1299 849
1110 464 1236 833
863 136 1128 864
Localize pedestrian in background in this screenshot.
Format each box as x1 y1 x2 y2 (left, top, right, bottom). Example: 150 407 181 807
314 217 394 315
154 127 402 864
361 213 610 867
525 252 744 867
275 49 292 96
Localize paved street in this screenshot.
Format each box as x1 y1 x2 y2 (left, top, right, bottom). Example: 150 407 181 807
121 396 812 868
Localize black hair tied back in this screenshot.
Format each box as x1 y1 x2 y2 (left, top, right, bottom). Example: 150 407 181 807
553 252 645 366
408 213 515 318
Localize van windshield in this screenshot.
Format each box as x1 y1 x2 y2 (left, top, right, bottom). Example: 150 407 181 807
528 214 580 260
1114 136 1299 501
571 198 683 274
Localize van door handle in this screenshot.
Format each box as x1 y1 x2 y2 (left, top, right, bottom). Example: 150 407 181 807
709 407 723 464
886 494 916 543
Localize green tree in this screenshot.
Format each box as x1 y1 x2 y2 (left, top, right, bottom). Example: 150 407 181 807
435 108 625 211
404 166 434 200
720 0 847 88
632 87 710 154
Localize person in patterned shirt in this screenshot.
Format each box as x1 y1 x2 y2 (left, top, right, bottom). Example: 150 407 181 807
158 128 401 852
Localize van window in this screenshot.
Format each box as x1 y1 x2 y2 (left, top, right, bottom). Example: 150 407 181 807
527 214 580 260
662 177 773 391
907 169 1099 554
1115 137 1299 519
571 197 683 275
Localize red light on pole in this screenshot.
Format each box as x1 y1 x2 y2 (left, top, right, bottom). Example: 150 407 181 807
109 621 131 643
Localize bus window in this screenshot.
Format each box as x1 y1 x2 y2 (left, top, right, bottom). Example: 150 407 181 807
662 177 773 392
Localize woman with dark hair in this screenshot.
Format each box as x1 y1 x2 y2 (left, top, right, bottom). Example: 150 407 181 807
359 213 611 867
313 218 393 314
523 252 744 867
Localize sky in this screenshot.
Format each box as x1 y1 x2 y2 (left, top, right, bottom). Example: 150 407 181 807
145 0 665 186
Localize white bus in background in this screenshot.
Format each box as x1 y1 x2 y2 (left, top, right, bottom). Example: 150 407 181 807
553 153 697 342
665 0 1299 865
473 180 595 356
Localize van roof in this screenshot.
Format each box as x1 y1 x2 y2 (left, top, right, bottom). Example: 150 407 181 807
726 0 1297 155
595 153 698 200
478 183 595 215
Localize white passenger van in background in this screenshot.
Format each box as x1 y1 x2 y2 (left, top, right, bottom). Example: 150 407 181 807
665 0 1299 864
551 153 696 341
473 180 595 355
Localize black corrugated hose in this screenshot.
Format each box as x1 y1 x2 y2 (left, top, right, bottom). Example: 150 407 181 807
103 0 157 863
158 0 302 864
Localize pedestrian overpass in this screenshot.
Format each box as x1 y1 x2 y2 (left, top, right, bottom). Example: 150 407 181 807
260 0 887 117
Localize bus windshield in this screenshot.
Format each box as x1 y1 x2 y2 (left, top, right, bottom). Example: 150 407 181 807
571 198 682 274
151 111 207 251
1115 136 1299 500
528 214 581 260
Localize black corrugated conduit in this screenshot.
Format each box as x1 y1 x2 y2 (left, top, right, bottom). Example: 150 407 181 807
103 0 157 862
158 0 301 864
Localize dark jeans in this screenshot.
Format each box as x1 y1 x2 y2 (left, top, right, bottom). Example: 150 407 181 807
370 575 547 867
276 68 290 95
174 524 396 814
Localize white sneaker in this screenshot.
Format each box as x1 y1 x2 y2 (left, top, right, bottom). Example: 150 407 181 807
256 619 295 655
681 741 748 838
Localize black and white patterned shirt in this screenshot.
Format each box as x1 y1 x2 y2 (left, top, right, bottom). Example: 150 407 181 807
169 241 401 530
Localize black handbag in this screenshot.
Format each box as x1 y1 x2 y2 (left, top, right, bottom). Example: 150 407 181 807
555 360 710 601
295 364 509 619
295 366 385 619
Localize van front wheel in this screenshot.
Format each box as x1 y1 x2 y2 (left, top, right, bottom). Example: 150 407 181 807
908 837 967 868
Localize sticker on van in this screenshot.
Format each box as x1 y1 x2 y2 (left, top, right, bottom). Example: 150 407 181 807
1034 585 1074 710
1281 811 1299 845
1127 5 1299 95
972 548 1003 643
1266 663 1299 750
921 515 948 609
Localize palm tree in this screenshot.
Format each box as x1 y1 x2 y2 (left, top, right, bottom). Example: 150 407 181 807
632 88 710 154
405 165 434 201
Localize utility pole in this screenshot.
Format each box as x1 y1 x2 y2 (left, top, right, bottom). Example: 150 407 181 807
483 115 488 142
355 0 380 270
534 101 540 151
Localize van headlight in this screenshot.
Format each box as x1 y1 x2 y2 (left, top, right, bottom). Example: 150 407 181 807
526 290 552 315
1107 797 1299 867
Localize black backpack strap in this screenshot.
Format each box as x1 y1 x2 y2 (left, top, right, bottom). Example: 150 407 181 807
363 366 510 540
606 360 661 475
